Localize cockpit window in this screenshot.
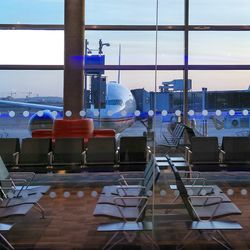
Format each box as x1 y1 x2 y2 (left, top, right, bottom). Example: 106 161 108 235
107 99 123 106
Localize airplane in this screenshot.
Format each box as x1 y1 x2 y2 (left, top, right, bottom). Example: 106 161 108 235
0 40 137 134
0 81 137 134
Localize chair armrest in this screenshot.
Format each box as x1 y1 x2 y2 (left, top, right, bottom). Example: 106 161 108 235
188 195 223 220
113 196 148 221
118 175 128 186
1 178 27 185
119 177 145 181
181 177 206 187
188 149 192 164
9 171 35 179
179 170 201 179
116 185 145 191
0 178 28 198
146 146 151 161
185 146 192 163
81 150 86 164
9 171 36 189
219 149 226 162
0 186 8 199
116 147 120 163
114 196 148 204
47 151 53 165
116 185 145 196
12 152 19 165
0 179 15 191
118 176 144 185
185 146 190 151
113 196 148 202
220 149 226 155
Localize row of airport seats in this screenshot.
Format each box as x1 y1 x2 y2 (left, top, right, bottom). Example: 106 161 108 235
93 158 242 249
31 118 116 142
0 136 150 172
168 161 242 249
185 136 250 171
0 157 51 249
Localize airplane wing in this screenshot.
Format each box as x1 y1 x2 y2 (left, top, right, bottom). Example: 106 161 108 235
0 99 63 111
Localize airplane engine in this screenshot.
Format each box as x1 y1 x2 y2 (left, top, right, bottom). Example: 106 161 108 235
28 110 55 132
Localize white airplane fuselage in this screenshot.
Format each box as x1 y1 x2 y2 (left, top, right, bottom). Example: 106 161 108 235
88 82 136 132
0 82 137 133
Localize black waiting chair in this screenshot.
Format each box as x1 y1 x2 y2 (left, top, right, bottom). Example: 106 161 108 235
85 137 116 172
18 138 52 167
186 137 221 171
0 138 20 167
118 136 149 171
221 136 250 171
52 138 84 166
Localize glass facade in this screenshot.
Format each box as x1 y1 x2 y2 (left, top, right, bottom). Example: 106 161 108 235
0 1 250 249
0 31 64 65
189 0 250 25
0 0 64 24
189 32 250 65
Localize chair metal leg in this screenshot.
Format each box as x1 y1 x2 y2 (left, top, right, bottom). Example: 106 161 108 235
179 228 234 250
0 233 14 250
102 230 159 250
217 230 232 248
176 230 194 250
105 235 124 250
210 230 233 250
104 231 136 250
32 202 45 219
123 231 136 243
141 231 160 250
102 231 120 250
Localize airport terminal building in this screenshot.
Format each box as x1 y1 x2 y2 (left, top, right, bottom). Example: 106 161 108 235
0 1 250 249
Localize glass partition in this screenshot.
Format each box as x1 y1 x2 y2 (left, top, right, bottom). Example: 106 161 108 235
0 0 250 249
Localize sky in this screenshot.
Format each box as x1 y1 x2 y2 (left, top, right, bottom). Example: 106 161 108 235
0 0 250 97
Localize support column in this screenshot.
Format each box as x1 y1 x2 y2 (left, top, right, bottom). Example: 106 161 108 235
64 0 85 119
183 0 189 125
